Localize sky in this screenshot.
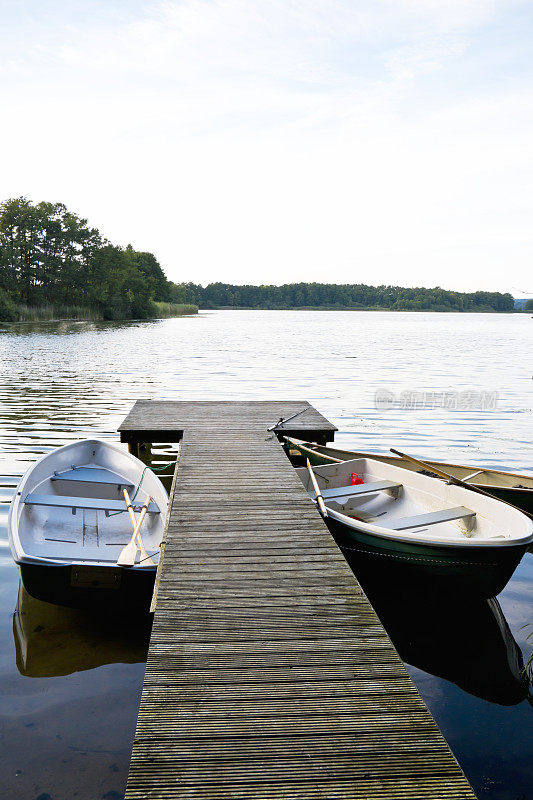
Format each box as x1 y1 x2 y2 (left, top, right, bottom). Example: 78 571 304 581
1 0 532 293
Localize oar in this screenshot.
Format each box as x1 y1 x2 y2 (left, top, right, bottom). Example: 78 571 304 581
390 448 533 520
307 458 328 518
117 495 151 566
462 469 485 483
284 437 343 463
123 489 154 566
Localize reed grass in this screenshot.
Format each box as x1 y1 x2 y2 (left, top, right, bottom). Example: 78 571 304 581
152 302 198 317
15 304 103 322
1 301 198 323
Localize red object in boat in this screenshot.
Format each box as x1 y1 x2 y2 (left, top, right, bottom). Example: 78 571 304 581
350 472 364 485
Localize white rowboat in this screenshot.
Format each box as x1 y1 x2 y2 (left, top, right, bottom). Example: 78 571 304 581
8 439 169 610
286 437 533 514
296 456 533 597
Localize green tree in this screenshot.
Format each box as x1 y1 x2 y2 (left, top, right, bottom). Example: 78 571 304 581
125 245 174 301
171 281 515 312
0 288 18 321
0 197 102 305
88 245 154 319
0 197 41 302
0 197 175 319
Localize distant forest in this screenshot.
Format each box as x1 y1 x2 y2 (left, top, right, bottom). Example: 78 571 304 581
0 197 187 321
179 282 515 312
0 197 516 320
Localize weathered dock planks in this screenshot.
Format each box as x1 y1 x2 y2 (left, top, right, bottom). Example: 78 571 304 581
123 401 476 800
119 400 337 450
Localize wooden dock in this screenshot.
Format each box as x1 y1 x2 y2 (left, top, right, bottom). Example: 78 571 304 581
120 401 476 800
119 400 337 453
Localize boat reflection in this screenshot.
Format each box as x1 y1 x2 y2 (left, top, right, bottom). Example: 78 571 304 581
343 552 530 706
13 582 152 677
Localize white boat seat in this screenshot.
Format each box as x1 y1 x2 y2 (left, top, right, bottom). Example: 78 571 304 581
27 543 158 563
387 506 475 531
24 493 160 515
51 466 134 489
313 480 402 501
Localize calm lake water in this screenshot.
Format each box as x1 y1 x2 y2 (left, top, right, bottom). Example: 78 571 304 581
0 310 532 800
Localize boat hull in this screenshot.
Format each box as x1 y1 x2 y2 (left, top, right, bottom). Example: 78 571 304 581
18 560 156 611
326 517 528 598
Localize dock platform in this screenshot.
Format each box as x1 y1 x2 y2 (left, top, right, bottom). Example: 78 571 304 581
119 400 338 453
121 401 476 800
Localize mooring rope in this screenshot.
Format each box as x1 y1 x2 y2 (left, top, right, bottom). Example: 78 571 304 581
267 407 307 431
108 458 178 516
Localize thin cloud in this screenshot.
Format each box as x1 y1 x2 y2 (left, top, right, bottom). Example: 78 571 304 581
0 0 531 291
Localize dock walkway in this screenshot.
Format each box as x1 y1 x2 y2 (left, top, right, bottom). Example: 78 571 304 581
120 401 476 799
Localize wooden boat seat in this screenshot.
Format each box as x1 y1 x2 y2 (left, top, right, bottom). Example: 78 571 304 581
51 466 134 489
313 480 402 501
24 493 160 515
387 506 475 532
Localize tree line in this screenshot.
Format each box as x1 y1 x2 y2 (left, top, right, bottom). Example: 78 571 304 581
178 282 515 312
0 197 516 320
0 197 185 321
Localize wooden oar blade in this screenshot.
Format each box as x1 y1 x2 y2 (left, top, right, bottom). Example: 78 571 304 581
116 495 152 567
117 540 138 567
123 488 155 565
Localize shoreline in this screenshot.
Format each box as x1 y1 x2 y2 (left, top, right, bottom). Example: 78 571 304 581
1 306 522 325
197 306 520 313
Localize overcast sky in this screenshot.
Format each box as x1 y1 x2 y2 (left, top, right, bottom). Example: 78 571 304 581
1 1 532 293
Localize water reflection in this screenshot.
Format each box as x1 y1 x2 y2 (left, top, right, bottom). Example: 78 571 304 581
343 552 531 706
13 583 152 678
0 319 162 337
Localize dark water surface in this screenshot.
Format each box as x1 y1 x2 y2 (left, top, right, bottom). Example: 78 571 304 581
0 311 531 799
